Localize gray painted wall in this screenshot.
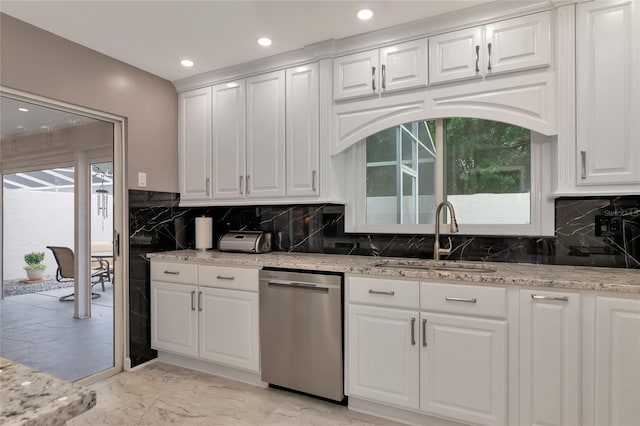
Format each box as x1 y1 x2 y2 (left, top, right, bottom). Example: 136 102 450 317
0 13 178 192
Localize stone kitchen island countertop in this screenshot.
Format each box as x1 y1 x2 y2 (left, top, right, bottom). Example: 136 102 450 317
0 357 96 426
148 250 640 294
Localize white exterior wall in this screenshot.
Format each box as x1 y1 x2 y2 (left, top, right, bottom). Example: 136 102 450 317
3 189 112 280
367 193 530 226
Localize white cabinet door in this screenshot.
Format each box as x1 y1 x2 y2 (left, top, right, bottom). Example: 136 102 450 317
212 81 246 199
198 287 260 372
429 27 483 84
333 49 379 101
519 290 580 426
151 281 198 358
576 0 640 185
595 297 640 426
286 63 319 197
420 312 507 426
485 11 551 76
380 39 427 93
179 87 212 201
429 12 550 85
347 304 420 410
246 70 286 198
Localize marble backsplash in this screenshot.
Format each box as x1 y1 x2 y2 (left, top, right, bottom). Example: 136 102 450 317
127 190 639 366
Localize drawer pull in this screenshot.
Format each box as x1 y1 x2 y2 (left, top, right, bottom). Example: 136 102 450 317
532 294 569 302
217 275 235 280
369 289 395 296
445 296 477 303
411 317 416 346
164 271 180 275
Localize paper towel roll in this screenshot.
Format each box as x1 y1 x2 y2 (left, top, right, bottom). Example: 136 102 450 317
195 216 213 251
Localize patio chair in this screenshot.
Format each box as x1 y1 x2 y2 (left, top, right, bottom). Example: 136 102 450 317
46 246 109 302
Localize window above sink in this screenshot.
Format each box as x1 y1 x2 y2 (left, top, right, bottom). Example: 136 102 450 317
344 117 555 237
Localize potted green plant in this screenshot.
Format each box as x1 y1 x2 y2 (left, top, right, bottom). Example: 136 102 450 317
24 251 47 280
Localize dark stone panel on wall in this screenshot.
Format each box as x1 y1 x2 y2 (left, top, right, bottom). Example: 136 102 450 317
128 190 180 367
127 191 639 368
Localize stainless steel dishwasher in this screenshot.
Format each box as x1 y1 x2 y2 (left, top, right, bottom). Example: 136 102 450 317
259 268 344 402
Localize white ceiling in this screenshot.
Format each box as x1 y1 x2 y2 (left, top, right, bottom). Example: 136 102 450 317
0 0 497 82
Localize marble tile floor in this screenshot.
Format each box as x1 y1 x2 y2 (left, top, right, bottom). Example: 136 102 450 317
0 284 114 382
68 362 404 426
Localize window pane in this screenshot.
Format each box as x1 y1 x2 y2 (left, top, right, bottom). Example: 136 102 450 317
365 120 436 225
444 118 531 224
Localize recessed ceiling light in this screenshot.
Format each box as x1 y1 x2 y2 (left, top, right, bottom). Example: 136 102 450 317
18 107 29 112
357 9 374 20
257 37 272 47
180 59 194 67
226 82 238 88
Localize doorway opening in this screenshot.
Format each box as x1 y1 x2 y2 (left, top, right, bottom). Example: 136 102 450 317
0 91 125 383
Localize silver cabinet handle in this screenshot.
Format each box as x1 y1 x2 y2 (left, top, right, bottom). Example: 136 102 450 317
312 170 317 192
164 271 180 275
198 291 202 311
216 275 235 280
239 175 244 194
191 290 196 311
371 66 376 91
381 64 386 90
487 43 492 71
475 45 480 72
369 289 395 296
206 178 210 196
411 317 416 346
445 296 477 303
532 294 569 302
246 175 250 194
422 318 427 347
580 151 587 179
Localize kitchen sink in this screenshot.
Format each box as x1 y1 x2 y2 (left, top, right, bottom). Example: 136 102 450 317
370 259 496 273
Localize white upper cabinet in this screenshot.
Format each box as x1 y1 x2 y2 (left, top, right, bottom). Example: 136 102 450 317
429 11 551 85
211 81 246 199
286 63 320 197
179 87 212 202
334 49 379 101
246 70 286 198
429 27 483 84
379 39 428 93
334 39 427 101
576 0 640 186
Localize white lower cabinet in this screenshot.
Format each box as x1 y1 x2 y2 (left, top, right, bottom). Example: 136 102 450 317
594 297 640 426
348 304 420 410
151 281 198 358
347 276 506 425
151 260 260 374
519 290 580 426
420 312 507 426
198 287 259 372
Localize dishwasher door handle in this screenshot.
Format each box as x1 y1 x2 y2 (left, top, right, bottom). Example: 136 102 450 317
265 280 331 291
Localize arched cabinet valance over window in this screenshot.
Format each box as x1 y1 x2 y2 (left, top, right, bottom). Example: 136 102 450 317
332 72 556 155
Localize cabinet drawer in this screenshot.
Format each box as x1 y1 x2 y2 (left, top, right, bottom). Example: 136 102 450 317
348 276 419 309
151 261 197 284
198 265 259 292
421 282 506 318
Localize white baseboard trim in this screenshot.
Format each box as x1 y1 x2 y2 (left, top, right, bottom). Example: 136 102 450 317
348 397 464 426
157 352 267 388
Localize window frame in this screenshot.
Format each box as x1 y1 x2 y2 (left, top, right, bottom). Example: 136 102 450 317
344 119 555 236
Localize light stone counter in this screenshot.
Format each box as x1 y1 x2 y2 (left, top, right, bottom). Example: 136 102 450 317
0 357 96 426
148 250 640 294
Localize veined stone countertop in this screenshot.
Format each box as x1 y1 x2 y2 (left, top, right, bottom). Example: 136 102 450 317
148 250 640 294
0 357 96 426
